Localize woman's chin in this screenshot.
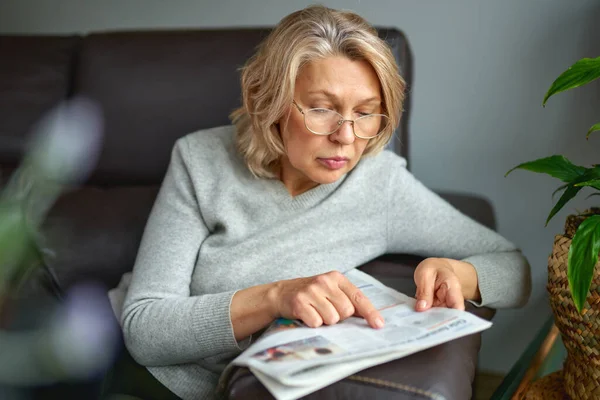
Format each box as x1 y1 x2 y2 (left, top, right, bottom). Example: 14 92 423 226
311 169 347 185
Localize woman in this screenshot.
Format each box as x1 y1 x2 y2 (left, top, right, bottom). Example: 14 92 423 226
107 5 531 400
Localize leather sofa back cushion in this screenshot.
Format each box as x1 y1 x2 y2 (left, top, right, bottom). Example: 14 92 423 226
73 29 410 186
0 36 80 167
41 186 159 290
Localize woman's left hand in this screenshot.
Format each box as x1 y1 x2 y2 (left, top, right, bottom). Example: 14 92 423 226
413 258 479 312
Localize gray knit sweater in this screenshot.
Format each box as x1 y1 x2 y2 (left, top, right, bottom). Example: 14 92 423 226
112 125 530 399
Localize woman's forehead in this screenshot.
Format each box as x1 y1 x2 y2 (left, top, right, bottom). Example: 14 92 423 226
306 89 381 105
295 57 381 101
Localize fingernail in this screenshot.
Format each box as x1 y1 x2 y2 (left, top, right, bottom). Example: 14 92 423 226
417 300 427 309
374 317 384 329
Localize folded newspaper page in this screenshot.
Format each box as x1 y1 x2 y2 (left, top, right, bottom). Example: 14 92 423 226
230 269 492 400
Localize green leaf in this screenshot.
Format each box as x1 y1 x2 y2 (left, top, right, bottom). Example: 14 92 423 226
574 165 600 187
546 185 582 226
505 155 586 182
568 215 600 313
552 183 569 200
587 122 600 140
0 206 31 295
574 179 600 190
543 57 600 106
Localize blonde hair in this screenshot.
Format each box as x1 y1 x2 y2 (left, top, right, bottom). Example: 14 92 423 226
230 5 406 178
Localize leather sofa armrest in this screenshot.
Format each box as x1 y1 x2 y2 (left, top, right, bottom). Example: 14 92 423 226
438 191 496 231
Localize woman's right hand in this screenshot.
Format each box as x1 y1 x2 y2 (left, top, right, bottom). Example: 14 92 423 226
271 271 385 329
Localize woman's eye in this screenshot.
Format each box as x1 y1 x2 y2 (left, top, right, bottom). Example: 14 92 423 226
356 111 372 117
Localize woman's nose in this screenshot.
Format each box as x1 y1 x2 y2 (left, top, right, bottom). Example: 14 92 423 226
329 120 355 145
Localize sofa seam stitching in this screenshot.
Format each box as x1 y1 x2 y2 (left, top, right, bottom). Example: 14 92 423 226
347 375 446 400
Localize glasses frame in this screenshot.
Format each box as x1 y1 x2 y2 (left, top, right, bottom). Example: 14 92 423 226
292 100 389 140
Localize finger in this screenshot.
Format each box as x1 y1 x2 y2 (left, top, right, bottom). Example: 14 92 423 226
298 305 324 328
309 296 342 325
414 267 436 311
445 282 465 311
338 281 384 329
434 283 448 308
290 292 325 328
326 294 355 321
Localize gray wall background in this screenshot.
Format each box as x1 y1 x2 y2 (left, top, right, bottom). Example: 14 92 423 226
1 0 599 373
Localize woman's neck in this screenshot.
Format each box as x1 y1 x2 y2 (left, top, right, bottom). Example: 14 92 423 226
278 158 319 197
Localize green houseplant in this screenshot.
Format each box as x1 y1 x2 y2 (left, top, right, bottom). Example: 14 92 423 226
506 56 600 398
506 56 600 313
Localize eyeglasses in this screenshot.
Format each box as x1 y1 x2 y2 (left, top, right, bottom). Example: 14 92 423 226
292 100 389 139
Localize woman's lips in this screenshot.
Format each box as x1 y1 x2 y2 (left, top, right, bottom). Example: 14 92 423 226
317 157 349 170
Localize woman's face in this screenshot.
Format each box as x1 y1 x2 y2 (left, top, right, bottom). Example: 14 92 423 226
279 56 383 196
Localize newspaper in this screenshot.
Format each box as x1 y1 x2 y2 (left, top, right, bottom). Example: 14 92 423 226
230 269 492 399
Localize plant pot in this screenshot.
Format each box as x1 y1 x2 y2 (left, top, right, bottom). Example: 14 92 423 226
547 209 600 399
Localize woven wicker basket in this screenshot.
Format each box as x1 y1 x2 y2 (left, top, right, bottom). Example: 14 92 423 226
523 371 567 399
547 210 600 399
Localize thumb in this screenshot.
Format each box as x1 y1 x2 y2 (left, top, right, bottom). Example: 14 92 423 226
414 268 435 311
445 282 465 311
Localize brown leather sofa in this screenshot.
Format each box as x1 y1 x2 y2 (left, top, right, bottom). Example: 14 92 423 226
1 28 495 399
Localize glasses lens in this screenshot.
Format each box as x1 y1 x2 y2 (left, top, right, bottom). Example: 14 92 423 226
305 109 341 134
355 114 389 138
304 109 389 138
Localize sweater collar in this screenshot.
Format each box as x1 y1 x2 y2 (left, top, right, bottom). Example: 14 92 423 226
262 174 347 211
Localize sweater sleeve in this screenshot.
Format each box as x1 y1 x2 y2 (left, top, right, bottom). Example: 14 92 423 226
385 159 531 309
121 137 246 367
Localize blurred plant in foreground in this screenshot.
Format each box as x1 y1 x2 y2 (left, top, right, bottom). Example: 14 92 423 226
0 98 120 389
